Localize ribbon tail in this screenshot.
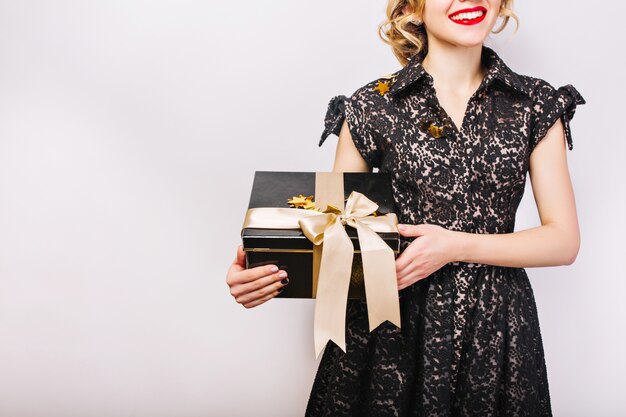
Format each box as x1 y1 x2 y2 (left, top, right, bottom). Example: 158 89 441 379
314 219 353 359
355 220 401 331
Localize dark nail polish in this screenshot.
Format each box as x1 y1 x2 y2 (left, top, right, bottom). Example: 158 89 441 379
277 287 284 292
281 278 289 285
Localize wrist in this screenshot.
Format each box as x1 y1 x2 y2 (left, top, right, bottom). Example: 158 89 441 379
448 230 469 263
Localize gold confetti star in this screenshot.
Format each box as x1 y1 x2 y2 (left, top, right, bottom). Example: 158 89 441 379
427 124 445 139
288 194 318 210
373 80 390 96
301 200 316 210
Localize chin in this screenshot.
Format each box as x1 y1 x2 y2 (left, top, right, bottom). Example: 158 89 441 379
449 30 492 48
452 37 489 48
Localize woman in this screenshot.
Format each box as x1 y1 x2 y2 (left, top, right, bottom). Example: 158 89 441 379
227 0 584 415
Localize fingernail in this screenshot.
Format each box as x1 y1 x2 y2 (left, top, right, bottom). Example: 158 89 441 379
281 278 289 285
277 287 284 292
270 265 279 273
398 224 406 231
278 270 287 278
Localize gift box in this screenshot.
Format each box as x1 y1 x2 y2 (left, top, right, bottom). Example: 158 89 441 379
241 171 400 299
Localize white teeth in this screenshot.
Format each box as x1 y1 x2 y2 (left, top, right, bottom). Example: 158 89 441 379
451 10 485 21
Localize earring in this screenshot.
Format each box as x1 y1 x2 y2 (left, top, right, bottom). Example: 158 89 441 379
410 17 423 25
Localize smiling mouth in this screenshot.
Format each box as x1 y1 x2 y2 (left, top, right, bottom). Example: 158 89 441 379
448 6 487 25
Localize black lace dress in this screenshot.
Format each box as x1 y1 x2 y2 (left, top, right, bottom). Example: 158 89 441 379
305 46 585 417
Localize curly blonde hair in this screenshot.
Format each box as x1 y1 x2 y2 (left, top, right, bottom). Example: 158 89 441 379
378 0 518 66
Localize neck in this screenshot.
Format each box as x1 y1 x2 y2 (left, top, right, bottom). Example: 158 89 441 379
422 40 484 94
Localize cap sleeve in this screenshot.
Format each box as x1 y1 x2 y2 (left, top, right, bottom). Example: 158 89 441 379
319 93 382 169
529 83 586 154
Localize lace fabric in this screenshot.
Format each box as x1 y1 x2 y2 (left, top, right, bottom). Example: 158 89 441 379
305 46 584 416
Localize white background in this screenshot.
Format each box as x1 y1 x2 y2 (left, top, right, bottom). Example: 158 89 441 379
0 1 624 416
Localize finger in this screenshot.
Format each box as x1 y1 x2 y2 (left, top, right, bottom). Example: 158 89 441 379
233 269 288 299
397 257 424 282
396 260 415 282
242 288 281 309
398 278 415 291
397 261 422 284
229 263 279 286
396 248 418 273
397 273 410 290
239 278 288 307
398 271 423 290
398 224 425 237
399 267 434 289
234 245 246 267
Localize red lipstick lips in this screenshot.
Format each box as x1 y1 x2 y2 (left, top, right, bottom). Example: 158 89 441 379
448 6 487 25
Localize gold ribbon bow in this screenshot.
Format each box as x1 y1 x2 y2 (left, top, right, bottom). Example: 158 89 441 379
242 176 401 358
298 191 402 358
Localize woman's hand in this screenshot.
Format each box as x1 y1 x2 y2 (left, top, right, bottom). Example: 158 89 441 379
395 223 459 290
226 245 290 309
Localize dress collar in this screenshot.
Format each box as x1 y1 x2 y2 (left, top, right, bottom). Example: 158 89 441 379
388 46 531 97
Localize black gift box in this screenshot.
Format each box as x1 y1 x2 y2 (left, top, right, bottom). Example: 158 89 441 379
241 171 400 299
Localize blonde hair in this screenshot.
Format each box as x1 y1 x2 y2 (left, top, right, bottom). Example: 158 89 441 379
378 0 519 66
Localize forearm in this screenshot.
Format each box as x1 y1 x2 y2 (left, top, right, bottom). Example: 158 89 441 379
450 224 579 268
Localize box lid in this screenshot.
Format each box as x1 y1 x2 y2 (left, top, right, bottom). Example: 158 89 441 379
241 171 399 252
